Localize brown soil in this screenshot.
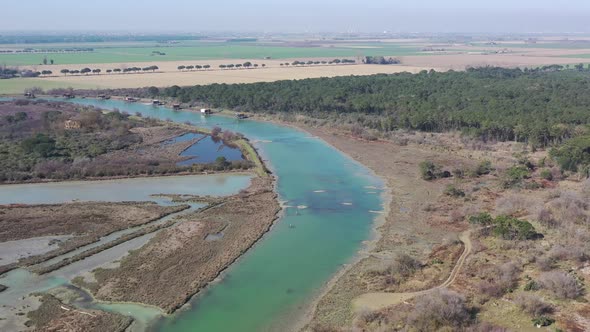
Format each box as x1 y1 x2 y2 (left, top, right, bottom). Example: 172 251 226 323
76 177 280 313
297 127 478 328
295 125 589 332
0 202 181 242
0 202 185 272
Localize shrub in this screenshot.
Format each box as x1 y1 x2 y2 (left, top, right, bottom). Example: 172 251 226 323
502 165 530 188
211 126 222 137
419 160 450 180
523 280 540 291
515 293 553 316
540 168 553 181
368 253 422 287
493 215 538 240
537 208 557 228
475 160 493 176
531 316 555 327
539 271 582 299
445 185 466 197
536 256 555 271
478 261 522 298
21 133 56 157
408 289 471 331
14 99 30 106
419 160 438 180
549 135 590 172
396 253 422 278
469 212 493 226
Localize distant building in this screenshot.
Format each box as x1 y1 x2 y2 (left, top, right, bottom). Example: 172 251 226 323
64 120 81 130
201 108 212 115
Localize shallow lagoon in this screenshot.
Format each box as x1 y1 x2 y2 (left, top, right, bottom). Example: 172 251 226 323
0 173 253 331
57 99 385 332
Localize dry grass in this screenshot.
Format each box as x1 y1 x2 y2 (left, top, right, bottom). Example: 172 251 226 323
295 127 589 332
6 59 428 92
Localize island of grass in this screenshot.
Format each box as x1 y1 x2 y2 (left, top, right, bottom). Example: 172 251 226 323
0 99 259 183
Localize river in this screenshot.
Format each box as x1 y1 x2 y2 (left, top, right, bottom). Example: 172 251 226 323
0 98 384 331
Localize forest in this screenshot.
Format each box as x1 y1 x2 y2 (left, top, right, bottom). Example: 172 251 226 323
158 67 590 148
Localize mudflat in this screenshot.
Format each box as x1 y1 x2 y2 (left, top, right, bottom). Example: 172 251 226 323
0 202 185 273
74 177 280 313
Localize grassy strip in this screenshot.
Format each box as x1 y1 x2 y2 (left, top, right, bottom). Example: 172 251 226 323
0 78 94 95
235 138 269 177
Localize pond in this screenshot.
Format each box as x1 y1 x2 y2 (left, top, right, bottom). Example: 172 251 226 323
166 133 244 165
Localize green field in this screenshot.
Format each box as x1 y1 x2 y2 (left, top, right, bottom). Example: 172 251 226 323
0 41 421 66
0 78 95 94
470 42 590 49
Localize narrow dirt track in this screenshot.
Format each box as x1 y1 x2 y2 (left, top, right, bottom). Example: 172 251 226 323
352 229 472 311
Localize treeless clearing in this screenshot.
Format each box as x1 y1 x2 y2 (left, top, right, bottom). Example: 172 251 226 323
29 64 430 90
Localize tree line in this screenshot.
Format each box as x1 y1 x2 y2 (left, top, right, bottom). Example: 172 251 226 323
177 63 268 71
60 65 159 76
157 66 590 148
0 67 52 79
279 59 356 66
177 64 212 71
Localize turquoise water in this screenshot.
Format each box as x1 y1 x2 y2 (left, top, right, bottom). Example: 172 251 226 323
40 99 384 332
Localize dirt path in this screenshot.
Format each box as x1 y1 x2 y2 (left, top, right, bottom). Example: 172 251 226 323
352 229 472 311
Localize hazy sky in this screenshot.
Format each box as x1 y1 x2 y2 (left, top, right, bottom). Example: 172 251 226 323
2 0 590 33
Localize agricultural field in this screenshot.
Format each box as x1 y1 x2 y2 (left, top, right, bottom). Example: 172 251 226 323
0 78 92 94
2 36 590 95
0 40 422 66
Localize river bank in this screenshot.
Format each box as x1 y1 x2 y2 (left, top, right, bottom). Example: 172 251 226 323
287 124 590 331
282 125 467 329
